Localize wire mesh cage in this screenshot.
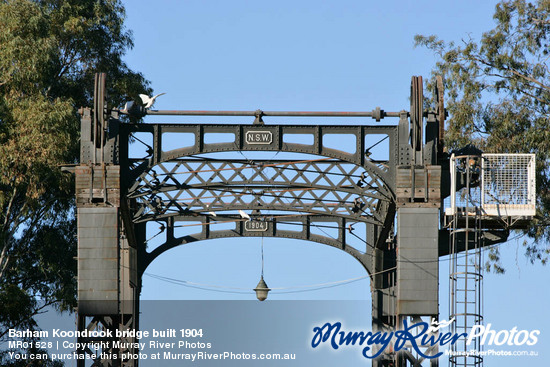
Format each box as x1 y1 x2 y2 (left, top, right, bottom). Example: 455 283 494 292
481 154 536 217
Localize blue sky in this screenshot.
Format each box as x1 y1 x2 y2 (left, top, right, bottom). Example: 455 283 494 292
117 1 549 365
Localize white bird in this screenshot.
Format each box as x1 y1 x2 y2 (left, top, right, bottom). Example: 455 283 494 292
238 210 250 220
139 93 166 109
208 211 217 217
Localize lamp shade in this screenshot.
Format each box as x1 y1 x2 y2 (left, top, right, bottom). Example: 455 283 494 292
254 276 270 301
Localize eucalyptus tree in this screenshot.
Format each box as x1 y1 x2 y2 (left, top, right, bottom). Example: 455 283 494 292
0 0 150 362
416 0 550 269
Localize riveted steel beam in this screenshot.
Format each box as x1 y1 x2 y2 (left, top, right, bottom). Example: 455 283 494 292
140 214 374 276
120 123 398 184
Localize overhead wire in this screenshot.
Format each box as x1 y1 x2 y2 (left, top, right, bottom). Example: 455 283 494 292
250 219 523 265
365 135 389 153
143 266 397 295
143 218 525 295
138 186 371 222
144 273 251 295
141 212 528 296
132 182 388 210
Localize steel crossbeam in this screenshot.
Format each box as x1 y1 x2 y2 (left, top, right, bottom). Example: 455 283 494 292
120 123 397 184
140 214 375 274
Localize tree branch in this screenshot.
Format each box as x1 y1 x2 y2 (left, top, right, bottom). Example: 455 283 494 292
507 67 550 92
0 299 61 340
485 72 550 106
0 186 18 280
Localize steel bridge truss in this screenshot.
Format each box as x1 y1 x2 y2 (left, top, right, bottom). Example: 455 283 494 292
127 156 394 271
113 112 406 273
129 158 391 223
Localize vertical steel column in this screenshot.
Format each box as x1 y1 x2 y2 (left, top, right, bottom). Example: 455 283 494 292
391 77 443 366
75 74 139 367
371 232 398 367
395 207 440 367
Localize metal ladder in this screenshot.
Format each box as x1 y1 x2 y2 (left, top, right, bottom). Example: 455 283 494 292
449 155 484 367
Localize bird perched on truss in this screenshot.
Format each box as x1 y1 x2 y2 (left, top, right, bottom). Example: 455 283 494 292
351 197 365 213
139 93 166 109
150 171 160 186
357 172 372 188
238 210 251 220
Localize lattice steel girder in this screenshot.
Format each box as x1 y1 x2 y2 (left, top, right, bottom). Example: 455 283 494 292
120 123 398 185
128 159 391 200
139 214 375 276
127 158 392 225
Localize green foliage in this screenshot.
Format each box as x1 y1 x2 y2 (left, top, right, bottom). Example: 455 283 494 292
416 0 550 266
485 247 506 273
0 0 151 359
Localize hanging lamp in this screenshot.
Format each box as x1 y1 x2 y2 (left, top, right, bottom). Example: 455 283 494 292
254 235 270 301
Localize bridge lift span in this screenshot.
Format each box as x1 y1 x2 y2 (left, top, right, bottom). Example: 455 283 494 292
71 73 535 367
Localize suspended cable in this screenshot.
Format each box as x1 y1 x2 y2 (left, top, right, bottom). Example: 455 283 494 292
269 274 372 290
261 235 265 278
143 266 396 294
134 184 387 209
137 195 370 222
144 273 251 294
365 135 389 153
273 279 366 294
272 220 519 264
145 272 250 290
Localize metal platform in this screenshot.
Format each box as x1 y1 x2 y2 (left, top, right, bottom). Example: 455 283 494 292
445 153 535 367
